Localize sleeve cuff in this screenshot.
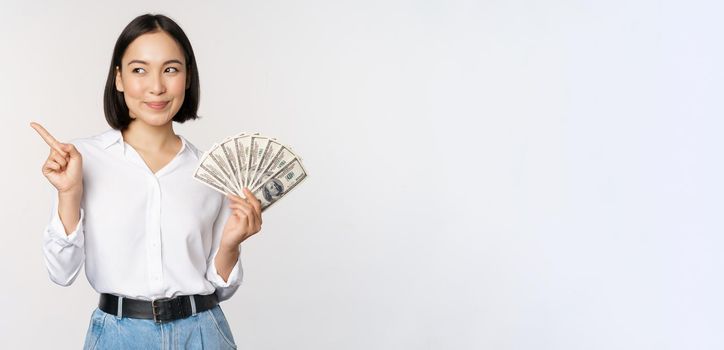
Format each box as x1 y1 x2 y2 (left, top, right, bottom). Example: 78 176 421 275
207 245 243 288
47 207 85 248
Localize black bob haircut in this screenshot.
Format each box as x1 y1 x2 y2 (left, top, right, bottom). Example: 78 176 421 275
103 14 201 130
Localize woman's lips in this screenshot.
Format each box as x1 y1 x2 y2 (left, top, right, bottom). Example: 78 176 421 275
146 101 169 110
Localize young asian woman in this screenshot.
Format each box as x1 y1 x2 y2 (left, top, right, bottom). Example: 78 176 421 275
31 13 260 349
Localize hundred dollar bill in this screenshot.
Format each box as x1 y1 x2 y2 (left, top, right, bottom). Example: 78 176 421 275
219 137 242 191
247 135 269 187
194 158 237 195
199 146 240 196
205 143 241 194
252 158 307 211
233 134 252 188
248 138 282 190
251 143 296 192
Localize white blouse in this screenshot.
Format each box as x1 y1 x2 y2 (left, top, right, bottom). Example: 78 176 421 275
41 128 243 302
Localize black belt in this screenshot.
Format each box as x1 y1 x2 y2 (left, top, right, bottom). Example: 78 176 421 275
98 292 219 323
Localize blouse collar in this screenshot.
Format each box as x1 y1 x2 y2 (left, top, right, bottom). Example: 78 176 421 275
98 128 197 160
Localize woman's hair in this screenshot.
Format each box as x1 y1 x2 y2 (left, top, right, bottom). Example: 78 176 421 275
103 14 201 130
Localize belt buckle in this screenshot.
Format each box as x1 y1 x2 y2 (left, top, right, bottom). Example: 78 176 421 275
151 297 171 323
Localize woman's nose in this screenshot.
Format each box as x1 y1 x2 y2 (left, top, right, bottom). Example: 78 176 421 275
149 73 166 94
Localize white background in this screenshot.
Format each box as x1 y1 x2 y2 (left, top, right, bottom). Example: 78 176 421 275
1 0 722 349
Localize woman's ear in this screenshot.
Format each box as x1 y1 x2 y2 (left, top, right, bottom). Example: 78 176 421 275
186 67 191 89
115 66 124 92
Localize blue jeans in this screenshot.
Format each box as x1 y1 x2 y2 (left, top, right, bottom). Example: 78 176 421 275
82 304 237 349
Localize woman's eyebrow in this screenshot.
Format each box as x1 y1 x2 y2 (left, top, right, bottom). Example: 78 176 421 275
127 59 183 66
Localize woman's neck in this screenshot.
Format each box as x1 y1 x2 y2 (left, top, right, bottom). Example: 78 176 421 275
121 120 179 153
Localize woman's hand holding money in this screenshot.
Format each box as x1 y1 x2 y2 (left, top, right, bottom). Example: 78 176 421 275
221 187 263 247
214 188 262 282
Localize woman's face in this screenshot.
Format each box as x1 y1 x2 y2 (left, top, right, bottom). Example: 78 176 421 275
115 31 188 127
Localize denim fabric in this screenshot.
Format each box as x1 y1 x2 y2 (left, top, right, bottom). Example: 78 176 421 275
82 304 237 349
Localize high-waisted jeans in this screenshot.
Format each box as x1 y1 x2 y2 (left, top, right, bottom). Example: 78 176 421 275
82 304 237 349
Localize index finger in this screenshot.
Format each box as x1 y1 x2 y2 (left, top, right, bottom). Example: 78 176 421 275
30 122 66 155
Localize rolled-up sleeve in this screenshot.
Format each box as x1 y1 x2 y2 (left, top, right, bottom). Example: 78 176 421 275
206 201 243 302
42 193 85 287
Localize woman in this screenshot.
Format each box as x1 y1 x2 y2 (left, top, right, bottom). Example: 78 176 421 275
31 13 260 349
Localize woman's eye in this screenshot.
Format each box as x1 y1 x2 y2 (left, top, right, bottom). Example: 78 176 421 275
130 67 179 74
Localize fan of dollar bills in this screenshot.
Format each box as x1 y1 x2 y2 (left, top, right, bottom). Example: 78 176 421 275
192 133 308 212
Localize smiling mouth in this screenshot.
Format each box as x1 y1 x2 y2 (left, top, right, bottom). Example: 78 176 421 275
146 101 169 110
